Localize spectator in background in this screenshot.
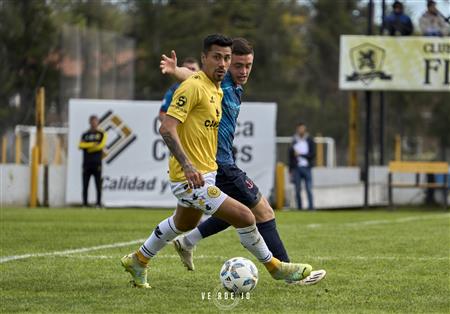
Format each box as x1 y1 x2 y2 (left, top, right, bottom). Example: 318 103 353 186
158 57 200 121
419 0 449 36
384 1 413 36
288 122 315 211
78 115 107 207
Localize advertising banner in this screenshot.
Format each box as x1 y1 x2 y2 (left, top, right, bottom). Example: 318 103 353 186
66 99 277 207
339 36 450 91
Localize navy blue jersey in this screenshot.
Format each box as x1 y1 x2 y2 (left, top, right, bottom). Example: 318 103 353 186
217 72 243 165
160 83 180 113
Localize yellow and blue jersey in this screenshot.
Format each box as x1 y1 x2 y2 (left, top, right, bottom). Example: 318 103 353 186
217 72 243 165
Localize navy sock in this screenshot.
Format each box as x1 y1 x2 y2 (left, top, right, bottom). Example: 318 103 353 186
197 216 230 238
256 219 290 262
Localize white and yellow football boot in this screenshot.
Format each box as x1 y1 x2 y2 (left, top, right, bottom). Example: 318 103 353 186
121 253 151 288
287 269 327 285
270 261 312 282
173 236 195 271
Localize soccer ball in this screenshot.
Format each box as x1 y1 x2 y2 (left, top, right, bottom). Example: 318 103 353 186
219 257 258 293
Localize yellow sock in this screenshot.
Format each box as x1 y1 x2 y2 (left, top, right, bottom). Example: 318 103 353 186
135 250 150 266
264 257 281 273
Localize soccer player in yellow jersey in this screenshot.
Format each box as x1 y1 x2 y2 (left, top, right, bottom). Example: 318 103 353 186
121 34 312 288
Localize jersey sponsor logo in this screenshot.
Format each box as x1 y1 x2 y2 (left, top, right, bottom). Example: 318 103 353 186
176 95 187 107
84 133 100 141
210 96 215 103
204 120 220 128
173 106 188 114
207 186 221 198
98 110 137 164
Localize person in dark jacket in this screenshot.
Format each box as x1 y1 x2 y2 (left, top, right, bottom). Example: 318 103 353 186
384 1 413 36
288 122 315 210
78 115 107 207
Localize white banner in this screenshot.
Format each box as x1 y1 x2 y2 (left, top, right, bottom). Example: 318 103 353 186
339 35 450 91
66 99 277 207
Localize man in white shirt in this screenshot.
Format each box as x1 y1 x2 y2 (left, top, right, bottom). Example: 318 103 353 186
419 0 449 36
288 123 315 210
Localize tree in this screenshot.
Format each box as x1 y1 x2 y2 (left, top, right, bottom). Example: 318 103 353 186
279 0 366 162
1 0 447 163
0 0 58 134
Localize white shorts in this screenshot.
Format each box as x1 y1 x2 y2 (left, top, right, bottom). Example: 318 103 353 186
170 172 228 215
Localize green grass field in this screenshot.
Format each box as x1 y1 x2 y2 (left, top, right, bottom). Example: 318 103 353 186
1 207 449 313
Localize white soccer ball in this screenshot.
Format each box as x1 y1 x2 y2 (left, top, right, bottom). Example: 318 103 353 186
219 257 258 293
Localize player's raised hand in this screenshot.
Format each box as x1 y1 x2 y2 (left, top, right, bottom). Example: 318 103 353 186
160 50 177 75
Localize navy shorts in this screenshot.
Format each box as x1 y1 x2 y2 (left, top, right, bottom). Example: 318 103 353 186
216 164 261 208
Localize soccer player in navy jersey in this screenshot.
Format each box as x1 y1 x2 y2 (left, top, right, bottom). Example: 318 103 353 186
160 38 325 285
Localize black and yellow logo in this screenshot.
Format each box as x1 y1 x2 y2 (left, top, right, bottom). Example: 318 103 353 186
204 120 220 128
98 110 137 164
204 108 220 128
176 95 187 106
346 43 392 85
207 186 221 198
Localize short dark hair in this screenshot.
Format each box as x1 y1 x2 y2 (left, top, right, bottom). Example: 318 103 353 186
427 0 436 8
89 115 98 121
297 122 305 127
232 37 254 56
392 1 403 9
203 34 233 54
182 57 199 65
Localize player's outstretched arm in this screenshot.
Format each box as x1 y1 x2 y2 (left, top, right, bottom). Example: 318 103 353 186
160 50 194 82
159 115 205 188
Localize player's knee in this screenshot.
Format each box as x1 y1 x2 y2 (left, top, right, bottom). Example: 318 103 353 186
235 206 256 227
173 211 198 232
173 219 196 232
252 197 275 223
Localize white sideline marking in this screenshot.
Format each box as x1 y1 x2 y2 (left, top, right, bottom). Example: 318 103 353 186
61 254 228 260
0 238 146 264
306 213 450 229
57 254 448 262
1 214 448 264
2 244 448 264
